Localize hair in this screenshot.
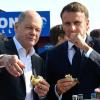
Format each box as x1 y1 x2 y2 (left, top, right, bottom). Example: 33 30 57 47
90 29 100 38
17 10 42 25
60 2 89 19
0 9 5 12
50 24 65 45
18 12 26 23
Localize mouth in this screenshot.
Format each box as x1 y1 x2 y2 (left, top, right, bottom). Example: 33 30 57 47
28 37 36 41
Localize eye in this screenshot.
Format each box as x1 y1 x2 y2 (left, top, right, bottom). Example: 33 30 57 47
74 21 81 26
64 22 71 26
25 26 33 30
35 28 41 33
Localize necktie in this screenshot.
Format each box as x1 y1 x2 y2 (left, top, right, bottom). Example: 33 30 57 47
72 45 81 77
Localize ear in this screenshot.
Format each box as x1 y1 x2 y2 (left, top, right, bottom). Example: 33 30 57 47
86 19 90 31
58 36 61 42
14 22 19 32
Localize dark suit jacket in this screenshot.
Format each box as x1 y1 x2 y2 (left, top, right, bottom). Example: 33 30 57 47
46 36 100 100
0 39 46 100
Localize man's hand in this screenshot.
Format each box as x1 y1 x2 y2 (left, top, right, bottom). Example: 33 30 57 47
56 77 78 95
1 54 25 77
67 33 91 52
34 79 50 97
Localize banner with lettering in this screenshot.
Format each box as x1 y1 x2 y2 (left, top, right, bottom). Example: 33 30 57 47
0 11 50 37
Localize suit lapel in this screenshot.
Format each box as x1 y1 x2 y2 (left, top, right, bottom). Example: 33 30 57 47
62 42 72 66
60 42 72 74
31 55 41 75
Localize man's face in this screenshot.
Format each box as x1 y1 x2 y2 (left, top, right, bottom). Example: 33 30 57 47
14 13 42 50
62 11 89 39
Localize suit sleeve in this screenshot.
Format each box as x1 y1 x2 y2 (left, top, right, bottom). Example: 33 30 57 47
88 37 100 67
89 50 100 67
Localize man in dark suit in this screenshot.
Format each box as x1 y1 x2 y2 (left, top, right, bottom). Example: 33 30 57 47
0 10 50 100
46 2 100 100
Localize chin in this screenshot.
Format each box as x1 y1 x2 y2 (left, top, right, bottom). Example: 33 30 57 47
29 41 36 46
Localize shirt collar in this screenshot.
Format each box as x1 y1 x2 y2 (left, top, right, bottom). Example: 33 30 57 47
68 41 74 50
13 36 35 56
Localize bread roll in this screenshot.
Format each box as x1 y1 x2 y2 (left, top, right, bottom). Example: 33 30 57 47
30 75 43 86
65 74 74 81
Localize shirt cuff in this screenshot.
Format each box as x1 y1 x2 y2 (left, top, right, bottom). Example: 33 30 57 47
55 85 62 100
34 88 46 99
85 47 93 58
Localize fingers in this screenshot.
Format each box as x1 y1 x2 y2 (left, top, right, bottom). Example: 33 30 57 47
5 65 21 77
3 54 25 77
66 33 86 50
10 55 25 68
38 79 50 91
17 59 25 69
56 78 78 94
6 62 23 77
34 79 50 97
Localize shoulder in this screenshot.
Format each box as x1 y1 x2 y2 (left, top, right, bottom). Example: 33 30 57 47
48 41 68 54
47 41 68 59
87 36 100 53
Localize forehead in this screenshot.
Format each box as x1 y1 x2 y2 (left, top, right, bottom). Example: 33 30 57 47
21 13 42 28
62 12 86 22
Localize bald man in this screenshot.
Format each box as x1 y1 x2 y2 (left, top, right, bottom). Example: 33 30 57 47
0 10 50 100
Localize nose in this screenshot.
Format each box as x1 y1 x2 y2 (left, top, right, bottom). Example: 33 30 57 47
31 28 37 35
69 23 76 31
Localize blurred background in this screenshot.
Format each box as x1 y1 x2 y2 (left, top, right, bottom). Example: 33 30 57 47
0 0 100 31
0 0 100 53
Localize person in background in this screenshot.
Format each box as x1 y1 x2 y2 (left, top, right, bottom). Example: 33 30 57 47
90 29 100 38
39 24 67 61
46 2 100 100
49 24 67 46
0 10 50 100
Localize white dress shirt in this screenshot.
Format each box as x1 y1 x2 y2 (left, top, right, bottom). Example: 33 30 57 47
68 41 75 64
13 36 35 100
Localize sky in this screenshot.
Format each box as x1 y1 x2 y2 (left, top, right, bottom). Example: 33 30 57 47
0 0 100 33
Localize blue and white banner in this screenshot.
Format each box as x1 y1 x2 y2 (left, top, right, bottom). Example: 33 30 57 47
0 11 50 37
